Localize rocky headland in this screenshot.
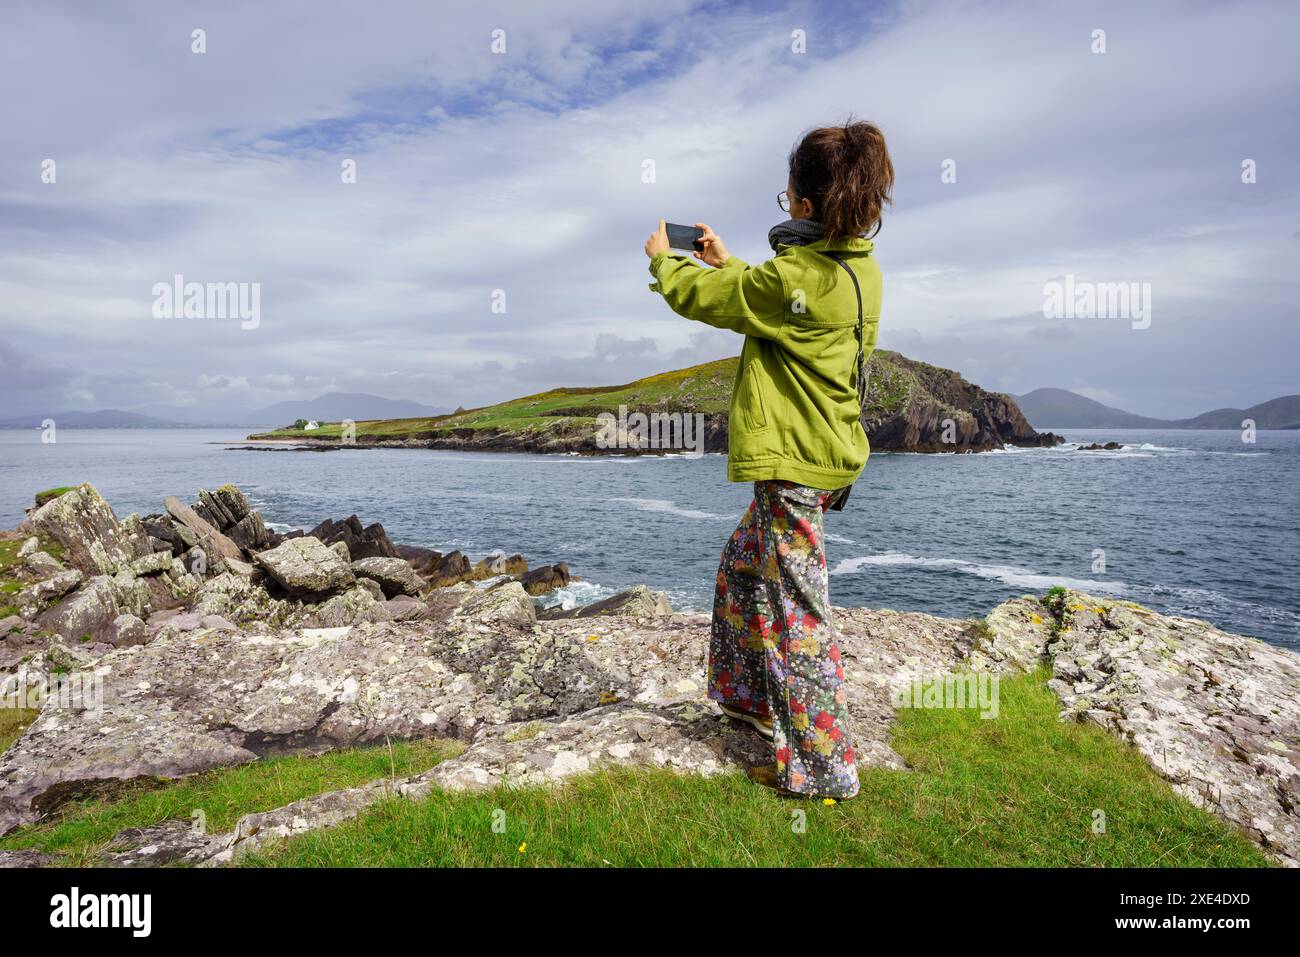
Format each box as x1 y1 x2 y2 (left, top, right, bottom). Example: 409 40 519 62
245 352 1064 455
1 484 1295 867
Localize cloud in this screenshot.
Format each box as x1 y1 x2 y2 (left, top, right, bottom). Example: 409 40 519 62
0 0 1296 422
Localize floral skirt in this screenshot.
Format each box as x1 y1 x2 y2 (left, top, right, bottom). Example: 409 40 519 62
708 480 859 799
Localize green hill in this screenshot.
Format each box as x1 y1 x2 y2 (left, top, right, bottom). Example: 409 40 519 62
248 351 1061 454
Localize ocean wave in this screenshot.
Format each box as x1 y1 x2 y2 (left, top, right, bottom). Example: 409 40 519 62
1135 583 1300 633
535 580 618 611
608 497 730 520
830 551 1129 594
824 533 856 544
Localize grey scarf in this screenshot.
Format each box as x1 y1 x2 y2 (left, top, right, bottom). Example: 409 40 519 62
768 218 827 251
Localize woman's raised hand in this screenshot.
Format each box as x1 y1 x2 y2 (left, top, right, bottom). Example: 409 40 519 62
644 219 669 258
694 223 730 267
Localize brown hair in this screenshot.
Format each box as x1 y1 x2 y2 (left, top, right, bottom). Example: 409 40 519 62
788 119 894 241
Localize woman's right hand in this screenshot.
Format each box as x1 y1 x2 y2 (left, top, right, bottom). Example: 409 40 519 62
693 223 730 268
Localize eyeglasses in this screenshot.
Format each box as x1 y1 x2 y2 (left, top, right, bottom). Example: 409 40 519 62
778 190 791 212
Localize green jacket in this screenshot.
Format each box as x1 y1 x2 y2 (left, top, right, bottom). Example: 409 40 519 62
648 237 880 488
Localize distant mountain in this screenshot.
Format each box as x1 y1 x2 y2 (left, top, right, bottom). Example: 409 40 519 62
0 409 186 429
1176 395 1300 429
1012 389 1167 429
244 392 451 428
1015 389 1300 430
0 393 452 429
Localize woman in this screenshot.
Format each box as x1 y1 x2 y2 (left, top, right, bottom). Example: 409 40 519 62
643 120 893 799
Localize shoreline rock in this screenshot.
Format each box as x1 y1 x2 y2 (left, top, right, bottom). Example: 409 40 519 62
2 485 1296 868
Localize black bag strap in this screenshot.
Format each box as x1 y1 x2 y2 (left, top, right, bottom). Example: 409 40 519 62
818 251 867 408
818 250 866 513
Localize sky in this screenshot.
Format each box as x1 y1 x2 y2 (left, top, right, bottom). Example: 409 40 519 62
1 0 1297 422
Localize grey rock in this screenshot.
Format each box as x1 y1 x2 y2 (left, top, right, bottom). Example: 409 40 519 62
227 511 272 551
129 551 174 576
198 488 236 529
209 485 252 526
519 562 571 596
540 584 672 620
190 572 296 627
296 585 392 628
0 849 53 868
454 581 536 627
31 484 150 575
351 557 424 598
37 576 118 642
16 568 82 616
21 551 64 580
310 516 399 560
354 577 384 601
108 614 149 648
162 495 243 567
16 537 39 559
254 537 355 599
473 554 509 579
385 595 429 621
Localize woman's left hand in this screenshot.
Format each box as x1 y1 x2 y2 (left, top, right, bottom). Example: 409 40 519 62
644 219 669 258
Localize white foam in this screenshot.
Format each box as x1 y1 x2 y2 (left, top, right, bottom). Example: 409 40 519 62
535 580 617 611
831 551 1129 595
608 497 730 521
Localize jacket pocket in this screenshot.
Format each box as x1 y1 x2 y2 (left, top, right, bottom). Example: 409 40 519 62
736 362 769 433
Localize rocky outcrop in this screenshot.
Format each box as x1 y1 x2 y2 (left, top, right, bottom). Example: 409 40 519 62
254 537 355 599
37 575 118 641
350 557 424 598
30 484 152 575
539 584 673 620
4 486 569 682
859 352 1062 452
1039 593 1300 864
163 495 245 569
243 352 1061 455
518 563 571 596
0 585 1295 866
309 516 399 560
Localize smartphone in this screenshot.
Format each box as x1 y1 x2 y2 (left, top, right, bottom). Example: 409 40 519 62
665 222 705 252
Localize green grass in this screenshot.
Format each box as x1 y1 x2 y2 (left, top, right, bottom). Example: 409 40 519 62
239 670 1268 868
0 538 24 617
0 534 65 618
0 738 464 866
34 486 78 507
0 708 40 753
